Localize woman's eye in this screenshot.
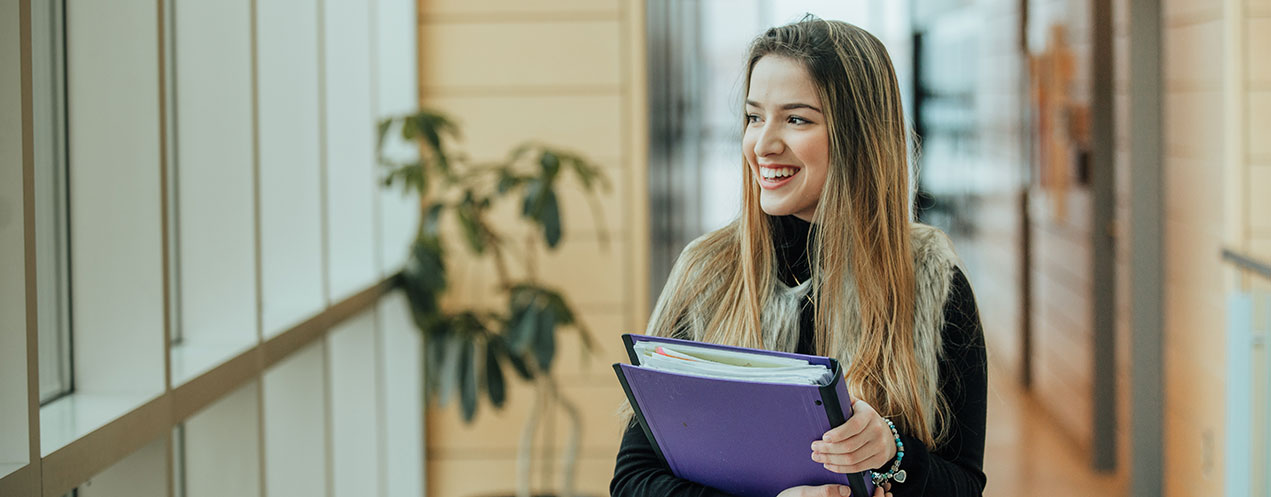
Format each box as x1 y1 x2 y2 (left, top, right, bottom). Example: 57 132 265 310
746 114 760 124
788 115 811 125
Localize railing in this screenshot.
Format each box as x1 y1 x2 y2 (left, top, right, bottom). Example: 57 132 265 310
1223 248 1271 497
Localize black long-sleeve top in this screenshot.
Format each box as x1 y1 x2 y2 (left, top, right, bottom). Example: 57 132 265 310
611 216 988 496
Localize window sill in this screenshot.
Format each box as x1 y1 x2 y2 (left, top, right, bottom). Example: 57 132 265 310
0 462 23 480
40 391 157 457
171 339 256 387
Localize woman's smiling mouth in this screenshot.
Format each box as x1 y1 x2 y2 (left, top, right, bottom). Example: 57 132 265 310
757 165 801 189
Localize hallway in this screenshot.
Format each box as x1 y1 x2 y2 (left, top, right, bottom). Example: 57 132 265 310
983 362 1126 497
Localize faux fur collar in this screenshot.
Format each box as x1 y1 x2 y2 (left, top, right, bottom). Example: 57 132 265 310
668 223 962 425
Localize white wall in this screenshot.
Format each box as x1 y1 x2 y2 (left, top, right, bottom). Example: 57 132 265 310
77 437 169 497
183 382 262 497
376 0 420 275
172 0 257 354
323 0 378 302
328 312 381 497
379 292 424 497
263 342 328 497
65 0 165 398
257 0 326 337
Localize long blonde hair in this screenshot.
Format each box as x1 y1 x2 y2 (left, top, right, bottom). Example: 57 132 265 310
647 18 947 447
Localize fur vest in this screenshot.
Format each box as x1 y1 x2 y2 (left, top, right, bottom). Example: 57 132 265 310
650 223 962 427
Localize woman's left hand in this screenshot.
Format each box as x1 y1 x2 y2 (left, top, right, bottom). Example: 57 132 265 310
810 397 897 474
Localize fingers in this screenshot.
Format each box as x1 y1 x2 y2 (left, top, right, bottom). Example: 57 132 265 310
813 430 871 455
814 439 889 473
784 484 851 497
819 453 885 474
822 400 875 442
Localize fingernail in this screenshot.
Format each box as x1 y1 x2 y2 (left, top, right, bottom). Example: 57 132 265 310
811 442 820 451
839 486 850 496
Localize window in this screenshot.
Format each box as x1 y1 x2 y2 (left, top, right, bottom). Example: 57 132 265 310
32 0 73 405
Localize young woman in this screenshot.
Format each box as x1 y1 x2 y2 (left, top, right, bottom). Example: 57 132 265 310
610 18 987 497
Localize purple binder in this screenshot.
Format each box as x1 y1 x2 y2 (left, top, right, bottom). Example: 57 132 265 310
613 333 875 497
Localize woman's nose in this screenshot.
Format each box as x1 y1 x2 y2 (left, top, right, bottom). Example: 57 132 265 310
753 124 784 157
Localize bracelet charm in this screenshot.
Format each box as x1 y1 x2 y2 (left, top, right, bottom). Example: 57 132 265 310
871 418 906 485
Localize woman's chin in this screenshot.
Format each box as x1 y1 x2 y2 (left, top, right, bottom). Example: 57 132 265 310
758 199 793 217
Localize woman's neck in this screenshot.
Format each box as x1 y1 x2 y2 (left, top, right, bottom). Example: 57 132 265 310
773 215 813 286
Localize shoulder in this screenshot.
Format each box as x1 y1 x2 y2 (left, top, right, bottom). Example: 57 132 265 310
674 223 738 270
909 222 961 277
909 223 963 313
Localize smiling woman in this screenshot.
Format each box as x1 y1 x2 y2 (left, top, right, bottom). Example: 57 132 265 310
743 55 830 221
612 16 987 497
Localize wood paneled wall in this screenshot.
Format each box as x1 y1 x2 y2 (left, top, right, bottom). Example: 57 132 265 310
413 0 649 495
1248 1 1271 263
1023 0 1099 456
1158 0 1269 494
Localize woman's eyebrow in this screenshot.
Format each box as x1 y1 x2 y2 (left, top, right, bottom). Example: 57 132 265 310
745 100 823 114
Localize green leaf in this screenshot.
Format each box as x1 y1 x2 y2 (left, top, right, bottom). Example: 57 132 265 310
539 151 560 178
423 203 445 237
485 341 506 408
496 168 525 194
406 237 446 295
508 304 539 354
539 188 561 248
436 332 463 407
521 178 544 218
400 116 419 141
456 194 486 255
534 306 557 370
381 161 425 194
425 329 446 399
504 349 534 380
545 291 575 326
459 337 478 422
375 118 394 159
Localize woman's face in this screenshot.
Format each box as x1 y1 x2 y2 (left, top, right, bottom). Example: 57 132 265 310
743 55 830 222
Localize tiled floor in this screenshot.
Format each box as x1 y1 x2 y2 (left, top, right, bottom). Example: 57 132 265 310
983 365 1126 497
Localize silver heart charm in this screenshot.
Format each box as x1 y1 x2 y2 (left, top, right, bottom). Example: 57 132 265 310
894 470 907 483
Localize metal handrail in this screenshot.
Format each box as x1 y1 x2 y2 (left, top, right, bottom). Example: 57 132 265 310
1221 248 1271 281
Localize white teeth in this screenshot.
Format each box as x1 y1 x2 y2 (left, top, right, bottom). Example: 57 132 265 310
760 167 797 179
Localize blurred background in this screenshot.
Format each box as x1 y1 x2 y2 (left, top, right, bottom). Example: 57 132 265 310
1 0 1268 497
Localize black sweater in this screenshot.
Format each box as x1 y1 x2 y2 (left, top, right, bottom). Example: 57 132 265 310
610 217 988 496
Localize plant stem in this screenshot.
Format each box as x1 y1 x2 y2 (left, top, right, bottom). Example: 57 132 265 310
487 235 513 289
546 374 581 497
516 377 545 497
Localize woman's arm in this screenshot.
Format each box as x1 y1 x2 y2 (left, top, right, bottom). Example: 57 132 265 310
610 420 739 497
888 268 988 496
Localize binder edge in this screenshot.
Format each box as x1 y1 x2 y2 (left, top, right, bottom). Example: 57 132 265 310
612 363 669 466
818 359 873 497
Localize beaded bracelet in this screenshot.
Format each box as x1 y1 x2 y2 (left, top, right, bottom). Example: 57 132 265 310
870 418 907 485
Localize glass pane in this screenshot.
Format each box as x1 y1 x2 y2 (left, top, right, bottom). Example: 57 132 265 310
33 0 73 405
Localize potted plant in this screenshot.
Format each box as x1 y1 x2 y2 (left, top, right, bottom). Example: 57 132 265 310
377 110 609 497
